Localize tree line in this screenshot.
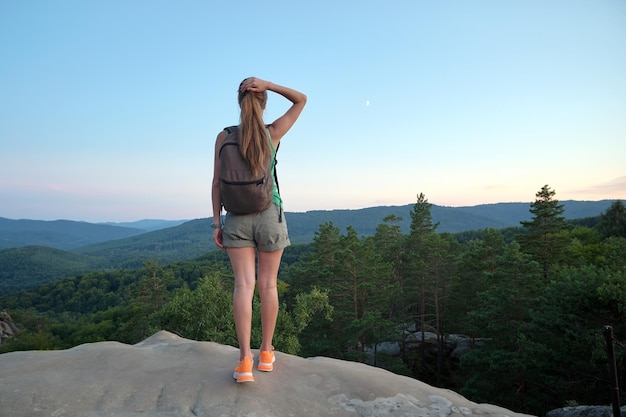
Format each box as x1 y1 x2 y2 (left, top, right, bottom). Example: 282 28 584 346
1 185 625 416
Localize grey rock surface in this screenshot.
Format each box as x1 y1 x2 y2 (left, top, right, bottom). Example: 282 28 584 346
0 330 535 417
547 406 626 417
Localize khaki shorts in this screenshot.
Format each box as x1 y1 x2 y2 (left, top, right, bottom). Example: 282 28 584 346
222 203 290 252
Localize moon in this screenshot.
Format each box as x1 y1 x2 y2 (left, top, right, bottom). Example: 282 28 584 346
365 100 370 107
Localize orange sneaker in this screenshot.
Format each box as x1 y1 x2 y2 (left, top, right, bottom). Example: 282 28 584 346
233 356 254 383
258 347 275 372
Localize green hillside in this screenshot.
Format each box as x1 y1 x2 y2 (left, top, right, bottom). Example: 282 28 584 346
73 218 212 269
0 246 105 292
0 217 145 250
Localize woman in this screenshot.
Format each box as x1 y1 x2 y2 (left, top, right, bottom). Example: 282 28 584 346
211 77 306 383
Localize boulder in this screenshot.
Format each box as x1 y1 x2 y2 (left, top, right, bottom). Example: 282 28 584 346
0 310 18 344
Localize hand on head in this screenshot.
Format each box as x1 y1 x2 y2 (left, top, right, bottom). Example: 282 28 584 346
239 77 269 94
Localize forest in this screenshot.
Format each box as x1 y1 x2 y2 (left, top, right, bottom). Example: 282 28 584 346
1 185 625 416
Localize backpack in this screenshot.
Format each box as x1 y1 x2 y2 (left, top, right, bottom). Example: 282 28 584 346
219 125 279 215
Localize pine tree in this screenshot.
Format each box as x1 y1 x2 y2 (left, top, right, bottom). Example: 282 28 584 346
518 185 570 279
448 229 505 335
402 193 441 377
374 214 405 321
460 242 543 412
598 200 626 238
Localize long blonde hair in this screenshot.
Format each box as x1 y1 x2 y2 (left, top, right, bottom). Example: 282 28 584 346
238 81 269 177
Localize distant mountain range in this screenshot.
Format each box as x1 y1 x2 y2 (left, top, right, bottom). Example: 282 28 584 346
0 200 617 251
0 218 187 250
0 200 618 292
100 219 188 231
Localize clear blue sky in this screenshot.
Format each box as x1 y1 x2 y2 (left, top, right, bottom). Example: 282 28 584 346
1 1 625 222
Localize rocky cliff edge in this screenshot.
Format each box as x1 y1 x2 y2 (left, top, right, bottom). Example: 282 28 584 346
0 330 535 417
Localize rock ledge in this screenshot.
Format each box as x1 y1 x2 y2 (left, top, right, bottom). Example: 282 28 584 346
0 330 535 417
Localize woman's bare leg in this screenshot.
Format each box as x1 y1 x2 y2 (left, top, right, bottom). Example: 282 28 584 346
257 248 284 352
227 246 257 361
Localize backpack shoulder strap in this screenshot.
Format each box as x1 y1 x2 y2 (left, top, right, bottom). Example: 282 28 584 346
219 126 240 159
224 125 238 136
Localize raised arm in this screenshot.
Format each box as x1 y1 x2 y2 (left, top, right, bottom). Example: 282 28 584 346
239 78 307 144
